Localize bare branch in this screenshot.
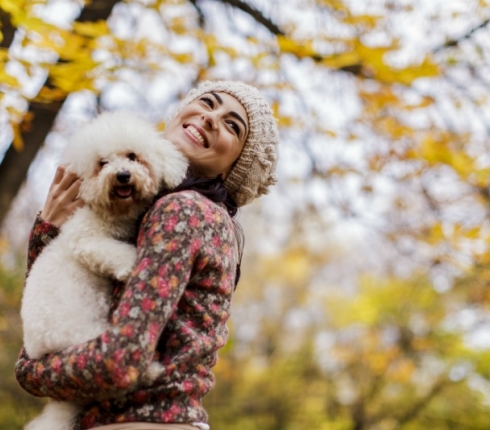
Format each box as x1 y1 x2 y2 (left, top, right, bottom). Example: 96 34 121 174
211 0 284 35
189 0 206 28
396 379 448 424
434 18 490 53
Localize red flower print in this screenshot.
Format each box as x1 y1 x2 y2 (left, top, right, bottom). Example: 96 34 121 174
137 258 151 272
142 297 155 312
148 322 160 344
157 265 168 277
114 349 126 363
132 349 141 362
76 354 87 370
121 324 134 337
190 238 201 255
52 356 62 374
183 380 194 392
164 215 178 232
120 302 131 317
151 232 163 245
189 215 200 228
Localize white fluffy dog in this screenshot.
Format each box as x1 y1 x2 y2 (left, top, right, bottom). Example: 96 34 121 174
21 111 188 430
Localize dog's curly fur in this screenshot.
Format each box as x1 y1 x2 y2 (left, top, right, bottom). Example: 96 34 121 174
21 111 188 430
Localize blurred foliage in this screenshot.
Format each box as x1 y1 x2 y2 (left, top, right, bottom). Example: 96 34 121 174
2 0 490 429
0 257 46 430
203 241 490 429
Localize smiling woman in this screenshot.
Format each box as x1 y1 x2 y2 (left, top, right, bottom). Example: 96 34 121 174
15 80 280 430
166 80 279 207
164 91 248 179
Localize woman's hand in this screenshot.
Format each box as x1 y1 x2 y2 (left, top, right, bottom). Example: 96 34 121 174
41 166 84 227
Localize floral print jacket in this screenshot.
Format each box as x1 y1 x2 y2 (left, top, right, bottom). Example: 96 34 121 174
15 190 237 429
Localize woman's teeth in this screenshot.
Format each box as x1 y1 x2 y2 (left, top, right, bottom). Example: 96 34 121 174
187 126 205 147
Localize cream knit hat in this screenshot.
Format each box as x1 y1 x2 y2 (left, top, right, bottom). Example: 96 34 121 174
169 80 279 207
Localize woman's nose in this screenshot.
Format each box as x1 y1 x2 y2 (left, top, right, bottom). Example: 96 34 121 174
201 112 218 130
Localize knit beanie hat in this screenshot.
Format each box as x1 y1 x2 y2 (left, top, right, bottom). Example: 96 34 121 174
169 80 279 207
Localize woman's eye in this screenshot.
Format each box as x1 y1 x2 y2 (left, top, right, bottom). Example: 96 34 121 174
99 160 108 167
201 96 214 108
228 121 240 135
127 152 137 161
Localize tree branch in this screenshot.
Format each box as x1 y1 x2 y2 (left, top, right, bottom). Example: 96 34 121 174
434 17 490 53
213 0 284 35
189 0 206 28
396 379 448 424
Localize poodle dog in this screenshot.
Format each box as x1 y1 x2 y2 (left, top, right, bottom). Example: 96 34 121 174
21 111 188 430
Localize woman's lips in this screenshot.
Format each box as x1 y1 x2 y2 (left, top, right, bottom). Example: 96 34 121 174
184 124 208 148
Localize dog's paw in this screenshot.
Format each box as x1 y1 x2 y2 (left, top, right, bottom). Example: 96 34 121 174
142 362 164 383
112 247 138 281
113 264 135 281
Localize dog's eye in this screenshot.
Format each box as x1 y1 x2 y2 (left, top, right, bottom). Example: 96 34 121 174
127 153 137 161
99 160 108 167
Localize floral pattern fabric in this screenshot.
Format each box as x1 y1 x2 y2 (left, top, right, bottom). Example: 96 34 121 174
15 191 237 429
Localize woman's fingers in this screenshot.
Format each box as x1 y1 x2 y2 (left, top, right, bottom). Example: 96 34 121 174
51 165 65 186
41 167 84 226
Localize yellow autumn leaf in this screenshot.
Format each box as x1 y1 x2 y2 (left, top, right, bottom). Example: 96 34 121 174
168 16 189 35
366 350 391 375
379 58 440 85
35 86 67 102
169 52 194 64
0 69 19 88
360 87 403 115
376 116 414 139
428 222 445 244
357 43 393 67
421 135 451 164
48 60 99 92
343 14 382 28
16 14 59 36
11 122 23 151
318 0 348 13
389 358 415 383
72 20 110 38
403 96 435 110
449 151 474 177
349 296 379 325
320 50 359 69
470 167 490 188
277 36 318 59
0 0 23 14
453 224 481 240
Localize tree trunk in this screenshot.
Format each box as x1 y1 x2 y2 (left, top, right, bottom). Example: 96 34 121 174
0 8 16 48
0 0 122 226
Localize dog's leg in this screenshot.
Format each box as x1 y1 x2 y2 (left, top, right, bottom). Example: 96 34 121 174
71 236 137 281
25 401 80 430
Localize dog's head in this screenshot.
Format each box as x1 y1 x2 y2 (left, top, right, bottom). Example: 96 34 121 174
62 111 188 220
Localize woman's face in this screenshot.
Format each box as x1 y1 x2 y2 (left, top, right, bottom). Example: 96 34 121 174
164 91 248 178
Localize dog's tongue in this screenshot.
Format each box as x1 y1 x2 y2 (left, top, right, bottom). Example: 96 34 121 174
114 186 133 199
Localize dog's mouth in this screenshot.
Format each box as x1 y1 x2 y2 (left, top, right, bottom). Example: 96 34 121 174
113 185 134 199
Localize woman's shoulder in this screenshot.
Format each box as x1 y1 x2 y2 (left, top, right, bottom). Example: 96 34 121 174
149 190 230 223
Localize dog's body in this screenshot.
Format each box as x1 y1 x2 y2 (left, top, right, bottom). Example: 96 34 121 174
21 111 188 430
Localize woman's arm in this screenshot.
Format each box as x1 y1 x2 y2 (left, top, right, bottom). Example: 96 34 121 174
15 192 212 403
27 166 82 273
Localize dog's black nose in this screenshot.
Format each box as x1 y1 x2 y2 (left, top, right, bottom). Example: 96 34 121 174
117 171 131 184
